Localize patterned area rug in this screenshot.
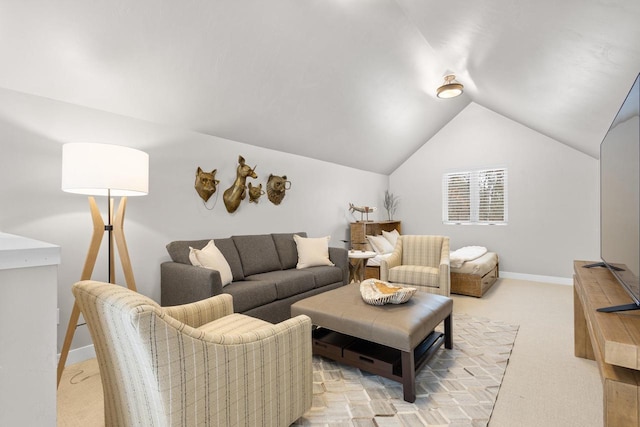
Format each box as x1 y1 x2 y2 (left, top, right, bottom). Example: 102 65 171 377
293 314 519 427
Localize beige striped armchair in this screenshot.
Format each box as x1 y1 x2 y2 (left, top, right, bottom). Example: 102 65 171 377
72 280 312 427
380 235 451 296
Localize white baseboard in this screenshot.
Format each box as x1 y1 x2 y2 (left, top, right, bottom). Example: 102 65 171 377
58 344 96 366
500 271 572 286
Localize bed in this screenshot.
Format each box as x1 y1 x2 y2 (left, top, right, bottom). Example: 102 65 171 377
450 251 499 297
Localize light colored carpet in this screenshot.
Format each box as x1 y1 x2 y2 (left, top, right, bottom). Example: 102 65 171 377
294 314 518 426
58 278 604 427
57 314 518 427
451 278 602 427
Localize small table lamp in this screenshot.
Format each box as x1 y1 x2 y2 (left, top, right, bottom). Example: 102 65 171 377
58 142 149 386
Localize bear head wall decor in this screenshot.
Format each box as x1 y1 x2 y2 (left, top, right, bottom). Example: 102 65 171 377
267 174 291 205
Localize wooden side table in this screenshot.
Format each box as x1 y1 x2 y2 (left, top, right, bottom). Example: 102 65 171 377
348 250 376 283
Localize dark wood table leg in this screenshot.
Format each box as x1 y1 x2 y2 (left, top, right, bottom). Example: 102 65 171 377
401 350 416 403
444 314 453 349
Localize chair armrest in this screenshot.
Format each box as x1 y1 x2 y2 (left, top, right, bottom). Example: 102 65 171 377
161 262 224 306
380 244 402 281
162 293 234 328
329 247 349 284
439 237 451 295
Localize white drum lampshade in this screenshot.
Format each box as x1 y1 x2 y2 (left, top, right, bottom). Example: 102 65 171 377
61 143 149 197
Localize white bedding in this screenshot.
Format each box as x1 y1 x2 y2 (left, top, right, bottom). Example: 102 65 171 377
366 253 392 267
450 252 498 275
450 246 488 269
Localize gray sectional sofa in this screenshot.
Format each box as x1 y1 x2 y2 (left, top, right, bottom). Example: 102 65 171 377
161 232 349 323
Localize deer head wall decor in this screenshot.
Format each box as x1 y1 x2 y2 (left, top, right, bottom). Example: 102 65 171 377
223 155 257 213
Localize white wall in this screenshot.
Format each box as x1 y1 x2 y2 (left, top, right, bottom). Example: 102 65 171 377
0 90 601 355
0 88 389 352
390 103 599 279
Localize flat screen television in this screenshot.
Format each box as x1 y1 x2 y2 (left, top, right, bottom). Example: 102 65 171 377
587 73 640 312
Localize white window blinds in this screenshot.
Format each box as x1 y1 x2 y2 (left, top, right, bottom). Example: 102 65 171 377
443 168 508 225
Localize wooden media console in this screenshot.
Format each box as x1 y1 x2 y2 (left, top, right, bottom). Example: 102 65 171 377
574 260 640 426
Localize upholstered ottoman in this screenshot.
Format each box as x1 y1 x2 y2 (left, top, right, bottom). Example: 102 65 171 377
291 284 453 402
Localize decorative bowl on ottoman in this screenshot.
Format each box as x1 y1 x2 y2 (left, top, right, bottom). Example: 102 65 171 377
359 279 416 305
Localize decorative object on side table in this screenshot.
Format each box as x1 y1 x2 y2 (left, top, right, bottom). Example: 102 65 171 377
223 155 257 213
360 279 416 305
349 203 376 222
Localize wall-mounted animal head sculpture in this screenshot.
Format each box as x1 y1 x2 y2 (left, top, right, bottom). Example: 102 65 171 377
248 182 264 203
223 155 258 213
267 174 291 205
194 167 220 202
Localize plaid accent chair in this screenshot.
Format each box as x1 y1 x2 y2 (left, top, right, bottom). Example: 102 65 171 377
72 280 312 427
380 235 451 296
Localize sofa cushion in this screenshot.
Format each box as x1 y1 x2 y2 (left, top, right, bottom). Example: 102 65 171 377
293 235 334 268
223 280 277 313
213 238 244 281
188 240 233 286
198 313 271 335
166 238 244 281
305 265 344 288
246 269 316 300
272 232 307 269
232 234 282 276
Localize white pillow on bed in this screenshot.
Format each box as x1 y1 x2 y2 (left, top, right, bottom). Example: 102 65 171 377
367 235 394 254
382 229 399 248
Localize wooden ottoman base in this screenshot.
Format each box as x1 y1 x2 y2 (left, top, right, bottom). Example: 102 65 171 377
312 323 450 403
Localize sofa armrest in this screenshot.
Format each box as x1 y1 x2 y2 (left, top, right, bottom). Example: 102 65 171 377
329 247 349 285
161 262 225 306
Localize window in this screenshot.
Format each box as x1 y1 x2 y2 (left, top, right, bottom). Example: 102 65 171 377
443 168 508 225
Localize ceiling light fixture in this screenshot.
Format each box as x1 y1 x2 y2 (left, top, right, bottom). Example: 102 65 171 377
436 74 464 99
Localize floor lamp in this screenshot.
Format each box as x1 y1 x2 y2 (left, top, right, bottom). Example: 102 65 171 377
57 143 149 386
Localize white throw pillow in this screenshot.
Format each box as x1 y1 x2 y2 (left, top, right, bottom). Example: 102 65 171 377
294 235 335 269
367 234 395 254
189 240 233 286
382 229 399 248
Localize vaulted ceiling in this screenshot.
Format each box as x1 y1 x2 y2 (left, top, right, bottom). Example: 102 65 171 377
0 0 638 174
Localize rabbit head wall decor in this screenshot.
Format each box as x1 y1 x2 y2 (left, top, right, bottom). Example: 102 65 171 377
248 182 264 203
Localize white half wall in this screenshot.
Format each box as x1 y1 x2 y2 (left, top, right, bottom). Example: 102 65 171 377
390 103 599 279
0 87 389 352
